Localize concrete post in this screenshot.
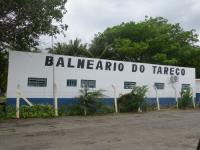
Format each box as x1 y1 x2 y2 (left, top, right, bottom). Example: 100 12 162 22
112 85 118 113
155 88 160 111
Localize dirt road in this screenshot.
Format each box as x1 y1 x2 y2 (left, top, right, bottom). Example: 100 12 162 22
0 110 200 150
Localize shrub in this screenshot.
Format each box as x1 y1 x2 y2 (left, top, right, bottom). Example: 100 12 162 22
2 105 55 119
6 106 16 118
20 104 55 118
77 88 105 115
59 104 84 116
0 105 6 120
178 88 193 109
59 103 114 116
59 88 114 116
96 104 114 114
58 105 68 116
118 86 148 112
0 101 6 120
65 105 84 116
0 112 5 120
140 100 156 112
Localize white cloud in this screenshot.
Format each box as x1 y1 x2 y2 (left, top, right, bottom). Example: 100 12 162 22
39 0 200 49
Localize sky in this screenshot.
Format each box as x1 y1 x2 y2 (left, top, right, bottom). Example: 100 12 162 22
39 0 200 49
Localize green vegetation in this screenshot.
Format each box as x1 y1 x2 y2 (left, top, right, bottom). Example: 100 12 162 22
0 105 55 120
59 105 84 116
118 86 148 112
0 0 67 51
77 88 105 115
5 106 16 119
20 105 55 118
0 96 6 101
89 17 200 71
178 88 193 109
57 88 114 117
0 96 6 120
95 105 114 115
0 86 198 120
60 88 114 116
0 52 7 95
0 88 114 120
0 105 6 120
59 104 114 116
140 100 158 112
48 38 92 57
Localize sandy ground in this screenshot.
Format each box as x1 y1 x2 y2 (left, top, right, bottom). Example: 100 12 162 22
0 110 200 150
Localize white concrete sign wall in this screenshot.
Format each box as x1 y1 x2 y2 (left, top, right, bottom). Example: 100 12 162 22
7 51 196 99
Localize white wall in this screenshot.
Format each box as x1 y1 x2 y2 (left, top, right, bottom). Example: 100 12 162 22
7 51 53 98
7 51 196 99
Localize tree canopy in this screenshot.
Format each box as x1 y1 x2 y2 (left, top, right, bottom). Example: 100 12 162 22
0 0 68 51
48 38 92 57
88 17 200 77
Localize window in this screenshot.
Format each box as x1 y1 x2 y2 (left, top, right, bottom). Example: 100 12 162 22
81 80 96 88
154 83 164 89
28 78 47 87
67 79 77 87
182 84 190 90
124 81 136 89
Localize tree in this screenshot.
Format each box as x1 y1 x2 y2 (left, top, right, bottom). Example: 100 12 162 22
48 38 92 57
89 32 114 58
0 0 68 51
0 51 8 95
89 17 200 77
0 0 68 95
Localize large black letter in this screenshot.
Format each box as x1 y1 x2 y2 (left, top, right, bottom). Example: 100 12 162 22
87 60 94 69
56 57 64 67
96 61 103 70
140 65 145 73
67 58 75 68
175 68 180 75
118 63 124 71
164 67 169 75
45 56 53 66
105 62 112 71
181 69 185 76
152 66 157 74
132 64 137 72
77 59 85 69
157 66 162 74
113 62 117 71
170 67 175 75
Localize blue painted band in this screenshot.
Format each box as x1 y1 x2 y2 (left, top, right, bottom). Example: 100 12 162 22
6 98 114 107
6 97 187 108
196 93 200 104
145 97 176 107
7 96 200 109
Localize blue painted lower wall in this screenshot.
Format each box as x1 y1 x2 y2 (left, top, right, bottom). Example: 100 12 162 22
196 93 200 104
145 98 176 107
6 97 191 108
6 98 115 107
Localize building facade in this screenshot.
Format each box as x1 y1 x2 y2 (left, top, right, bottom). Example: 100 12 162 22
7 51 197 107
